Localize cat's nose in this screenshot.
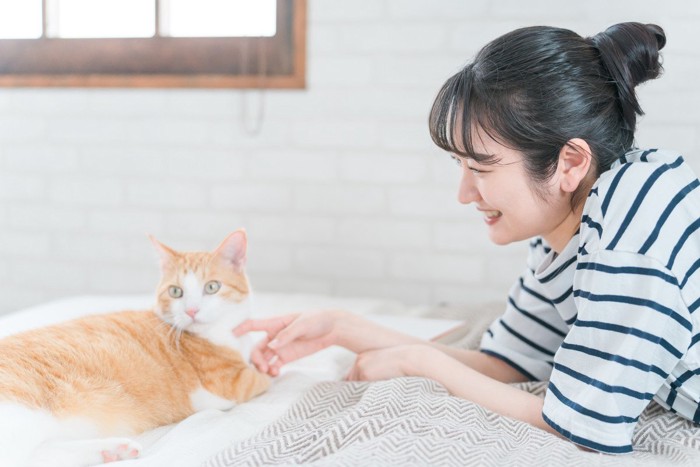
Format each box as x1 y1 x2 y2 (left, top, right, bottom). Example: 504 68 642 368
186 308 199 319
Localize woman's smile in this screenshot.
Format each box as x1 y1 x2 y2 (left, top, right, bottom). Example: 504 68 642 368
479 209 503 224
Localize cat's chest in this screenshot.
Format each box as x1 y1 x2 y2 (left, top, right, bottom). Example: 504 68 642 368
197 329 252 363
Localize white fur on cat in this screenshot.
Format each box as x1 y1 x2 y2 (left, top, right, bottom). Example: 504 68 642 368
0 273 256 466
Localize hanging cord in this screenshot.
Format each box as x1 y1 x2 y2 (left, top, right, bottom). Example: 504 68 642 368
240 37 267 136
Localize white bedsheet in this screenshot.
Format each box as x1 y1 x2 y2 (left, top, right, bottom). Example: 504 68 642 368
0 293 461 467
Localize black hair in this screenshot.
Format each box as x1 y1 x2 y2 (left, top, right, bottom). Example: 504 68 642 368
429 22 666 207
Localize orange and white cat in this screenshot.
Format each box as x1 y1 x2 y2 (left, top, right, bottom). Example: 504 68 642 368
0 229 269 467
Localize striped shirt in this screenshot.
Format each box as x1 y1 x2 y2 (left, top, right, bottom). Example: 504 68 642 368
480 148 700 454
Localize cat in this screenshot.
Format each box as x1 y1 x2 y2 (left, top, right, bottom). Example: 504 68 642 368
0 229 270 467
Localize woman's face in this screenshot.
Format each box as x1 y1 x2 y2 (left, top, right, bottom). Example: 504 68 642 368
456 130 580 252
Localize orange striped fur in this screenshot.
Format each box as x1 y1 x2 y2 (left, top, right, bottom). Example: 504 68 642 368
0 230 268 465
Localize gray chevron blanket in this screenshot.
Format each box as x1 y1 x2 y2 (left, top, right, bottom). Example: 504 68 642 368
207 378 700 466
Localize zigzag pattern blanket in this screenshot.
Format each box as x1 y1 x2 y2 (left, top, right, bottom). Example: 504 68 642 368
207 378 700 466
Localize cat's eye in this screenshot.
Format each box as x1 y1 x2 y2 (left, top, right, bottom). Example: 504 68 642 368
168 286 183 298
204 281 221 295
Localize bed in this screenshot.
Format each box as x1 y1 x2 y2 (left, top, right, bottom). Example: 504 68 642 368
2 293 699 466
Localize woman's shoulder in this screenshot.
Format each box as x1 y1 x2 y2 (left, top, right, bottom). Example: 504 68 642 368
580 147 700 261
594 148 693 195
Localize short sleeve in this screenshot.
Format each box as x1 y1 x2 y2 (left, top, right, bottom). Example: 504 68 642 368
542 249 692 454
480 242 570 381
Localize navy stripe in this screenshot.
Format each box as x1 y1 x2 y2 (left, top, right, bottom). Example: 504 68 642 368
639 179 700 254
538 255 577 284
666 368 700 406
588 187 599 197
690 297 700 314
574 290 692 332
551 286 573 305
479 349 538 381
518 278 554 306
680 258 700 289
672 368 700 386
499 320 556 357
607 157 683 250
559 342 667 378
691 333 700 348
576 262 678 286
530 238 544 248
554 363 654 400
666 386 678 406
547 382 639 424
508 295 567 338
640 148 658 162
581 215 603 238
667 217 700 270
529 237 551 255
542 413 633 453
574 320 683 359
564 314 578 326
486 328 493 338
601 163 633 217
694 402 700 423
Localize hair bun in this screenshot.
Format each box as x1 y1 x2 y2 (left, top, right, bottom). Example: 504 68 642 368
588 22 665 129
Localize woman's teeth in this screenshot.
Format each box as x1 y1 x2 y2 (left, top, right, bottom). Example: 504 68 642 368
484 210 502 219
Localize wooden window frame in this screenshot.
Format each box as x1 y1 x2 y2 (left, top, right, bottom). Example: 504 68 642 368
0 0 306 88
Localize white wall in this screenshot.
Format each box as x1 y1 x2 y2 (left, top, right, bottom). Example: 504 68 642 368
0 0 698 315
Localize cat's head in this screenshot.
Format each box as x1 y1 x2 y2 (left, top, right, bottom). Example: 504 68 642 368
149 230 251 336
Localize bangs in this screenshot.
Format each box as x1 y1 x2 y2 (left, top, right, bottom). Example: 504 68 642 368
428 66 510 166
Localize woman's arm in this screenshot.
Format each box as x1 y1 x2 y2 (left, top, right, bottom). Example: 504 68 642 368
416 347 549 427
427 344 531 383
348 344 562 439
237 310 528 383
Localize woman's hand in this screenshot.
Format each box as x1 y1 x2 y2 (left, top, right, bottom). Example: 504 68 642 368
345 344 437 382
234 310 346 376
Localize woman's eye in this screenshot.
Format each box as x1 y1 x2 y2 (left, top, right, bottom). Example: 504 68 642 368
450 154 463 166
204 280 221 294
168 286 183 298
469 167 482 174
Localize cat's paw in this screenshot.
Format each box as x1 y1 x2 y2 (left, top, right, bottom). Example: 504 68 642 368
28 437 142 467
100 439 142 463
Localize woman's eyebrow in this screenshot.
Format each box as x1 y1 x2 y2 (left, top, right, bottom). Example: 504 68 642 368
470 152 501 164
472 152 497 158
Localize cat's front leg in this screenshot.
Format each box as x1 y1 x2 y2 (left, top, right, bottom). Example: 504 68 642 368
235 333 253 363
232 367 271 403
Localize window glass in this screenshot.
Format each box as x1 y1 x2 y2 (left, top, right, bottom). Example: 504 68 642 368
47 0 156 38
163 0 276 37
0 0 42 39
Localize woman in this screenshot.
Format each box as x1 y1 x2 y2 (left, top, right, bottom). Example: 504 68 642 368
235 22 700 454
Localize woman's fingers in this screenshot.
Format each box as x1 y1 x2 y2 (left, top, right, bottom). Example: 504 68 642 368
233 313 300 337
345 363 358 381
249 337 271 373
266 320 308 350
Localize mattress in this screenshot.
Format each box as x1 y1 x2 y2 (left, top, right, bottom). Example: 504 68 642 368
0 293 462 467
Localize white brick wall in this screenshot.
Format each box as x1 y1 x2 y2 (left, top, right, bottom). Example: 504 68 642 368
0 0 699 314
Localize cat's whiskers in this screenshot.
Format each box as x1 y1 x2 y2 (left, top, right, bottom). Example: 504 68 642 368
159 320 181 353
174 327 184 353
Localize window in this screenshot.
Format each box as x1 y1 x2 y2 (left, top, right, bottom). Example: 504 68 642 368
0 0 306 88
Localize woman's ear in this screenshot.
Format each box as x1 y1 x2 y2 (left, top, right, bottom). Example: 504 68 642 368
557 138 593 193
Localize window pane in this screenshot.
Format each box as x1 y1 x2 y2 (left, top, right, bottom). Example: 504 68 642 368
0 0 42 39
164 0 276 37
48 0 156 38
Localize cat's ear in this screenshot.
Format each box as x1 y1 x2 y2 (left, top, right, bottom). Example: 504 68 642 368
149 235 177 270
213 229 247 272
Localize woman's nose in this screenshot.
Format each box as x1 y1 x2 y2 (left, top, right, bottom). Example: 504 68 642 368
458 170 481 204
